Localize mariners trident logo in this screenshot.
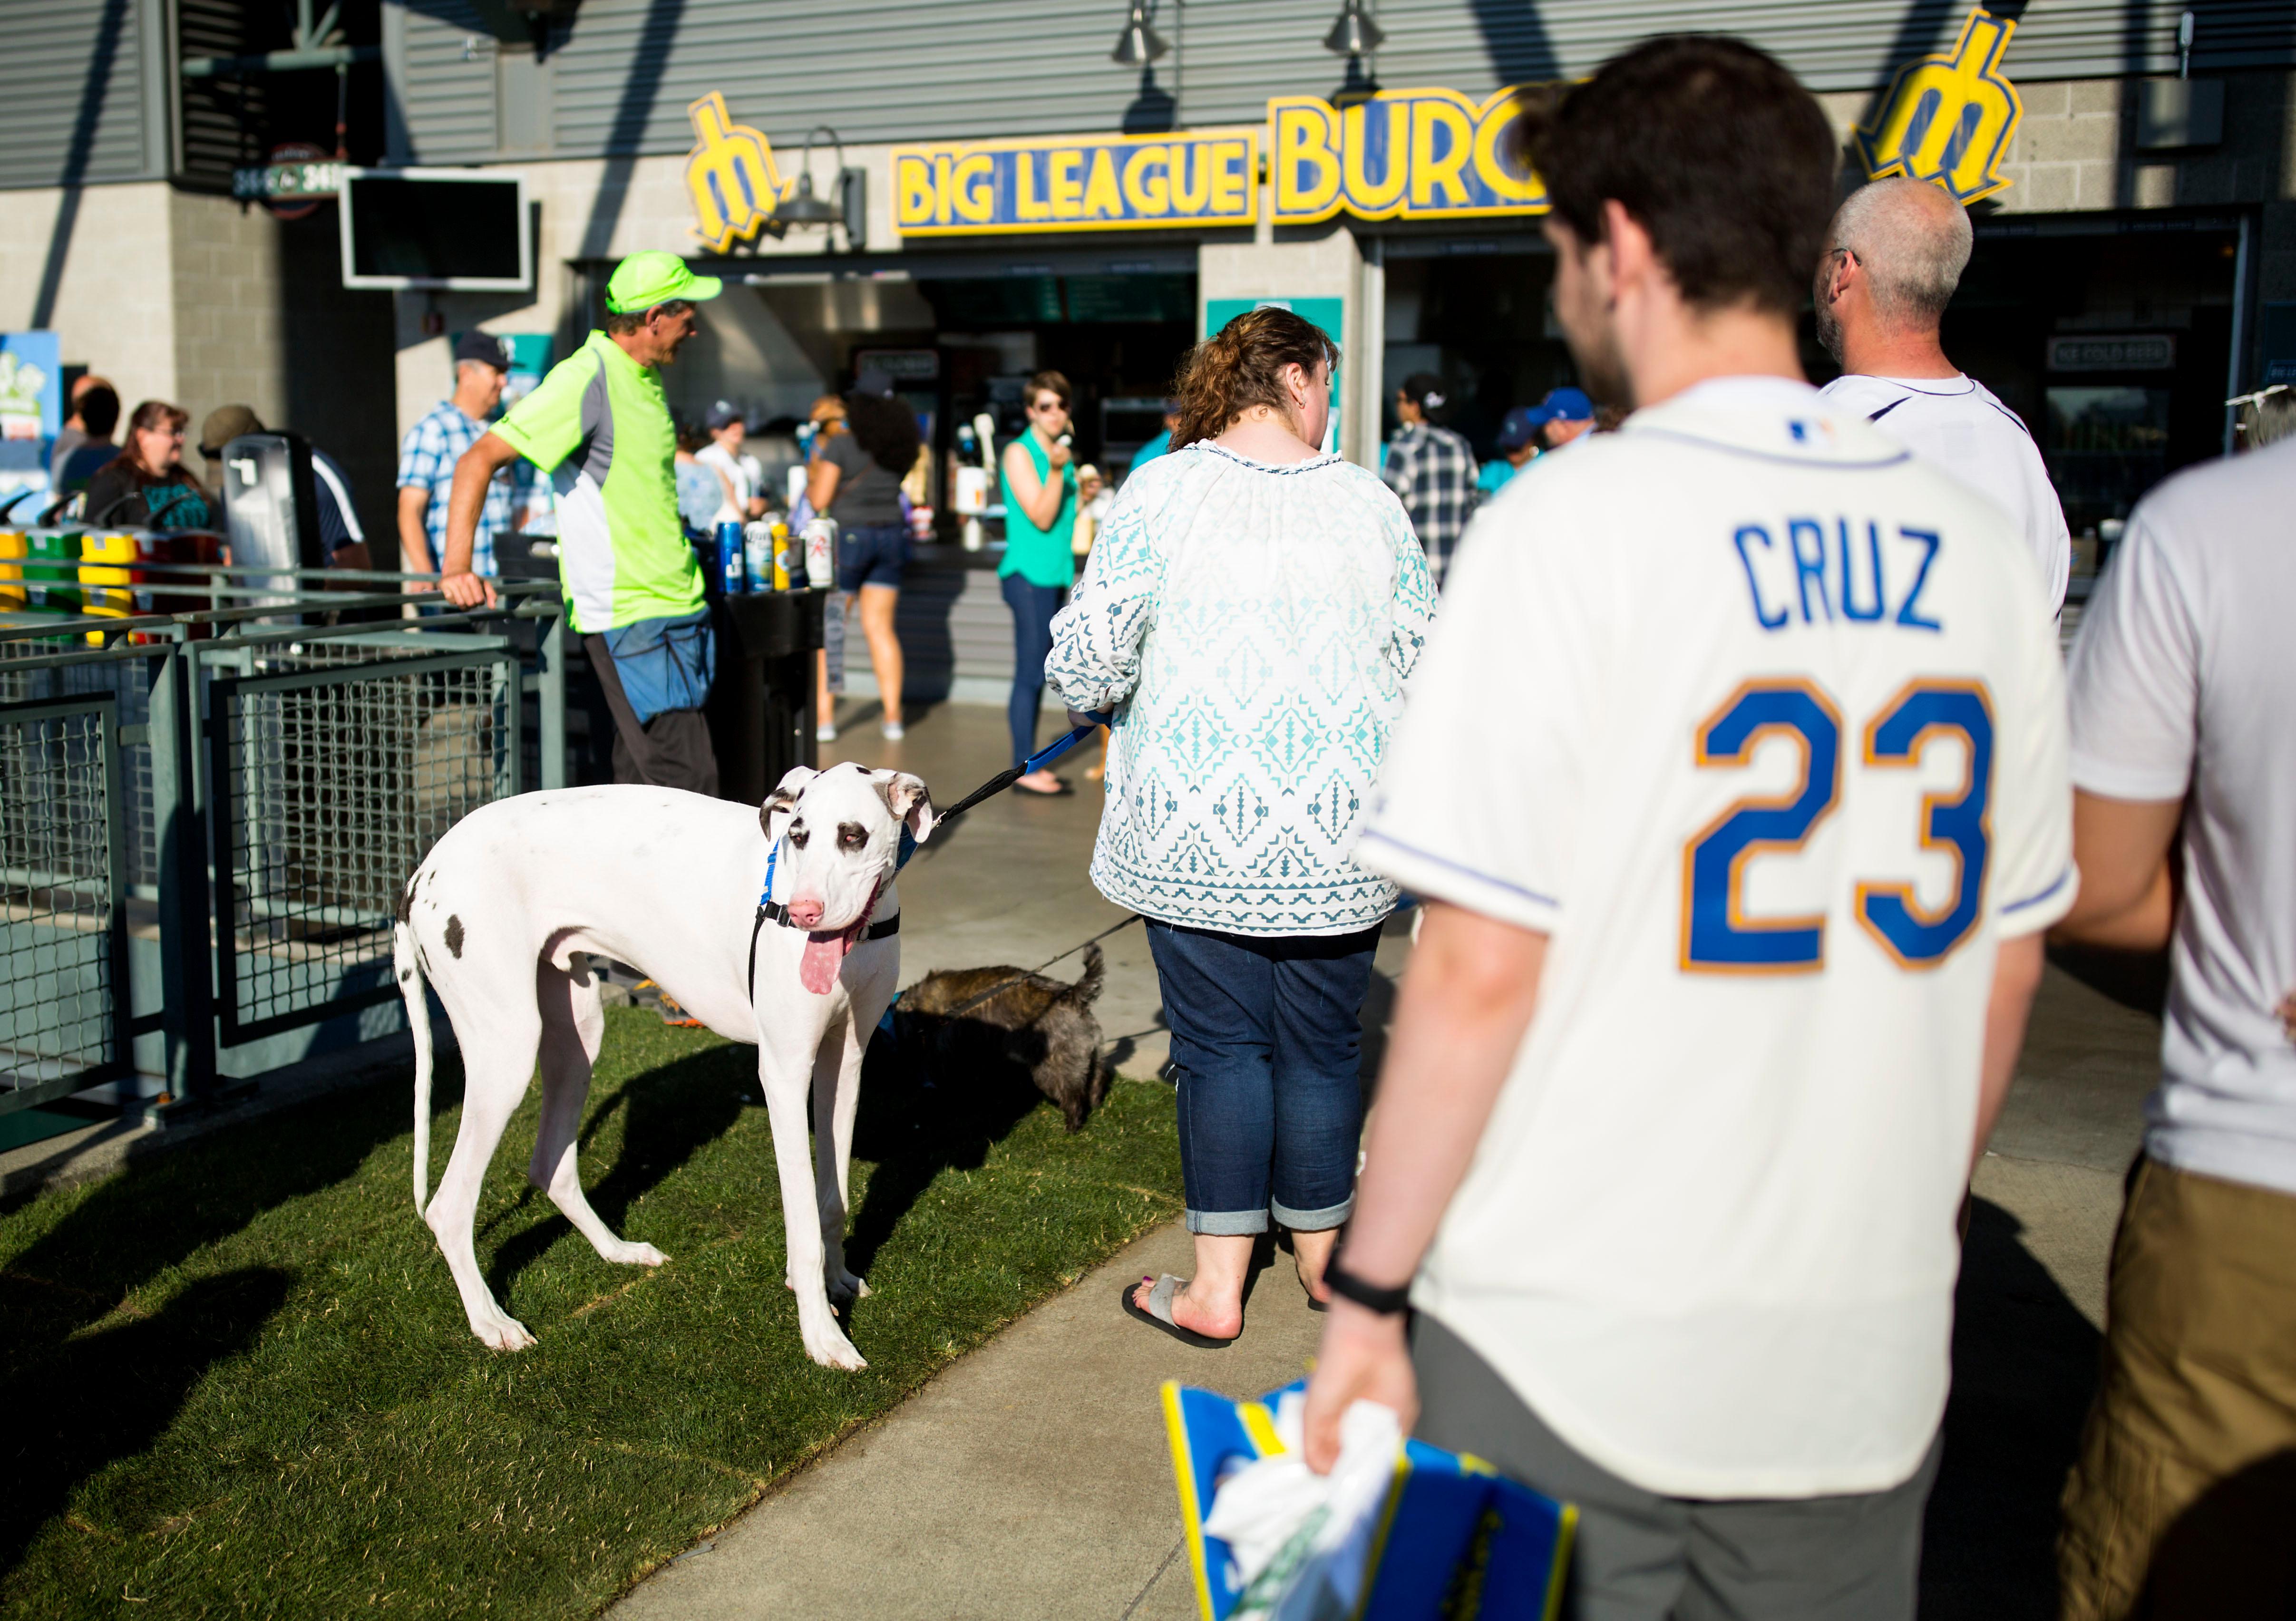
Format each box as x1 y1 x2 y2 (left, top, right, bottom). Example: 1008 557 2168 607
684 92 791 252
1854 7 2024 204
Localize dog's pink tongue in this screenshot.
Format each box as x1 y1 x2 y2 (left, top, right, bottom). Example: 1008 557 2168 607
799 930 853 995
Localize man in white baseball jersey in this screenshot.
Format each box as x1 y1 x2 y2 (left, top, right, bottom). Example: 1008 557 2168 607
2052 433 2296 1618
1817 178 2072 620
1300 38 2073 1619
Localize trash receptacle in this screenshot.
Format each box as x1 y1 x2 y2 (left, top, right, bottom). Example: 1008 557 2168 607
708 590 827 806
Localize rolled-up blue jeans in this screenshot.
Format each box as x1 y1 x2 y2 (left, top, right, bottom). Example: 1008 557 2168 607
1145 918 1380 1236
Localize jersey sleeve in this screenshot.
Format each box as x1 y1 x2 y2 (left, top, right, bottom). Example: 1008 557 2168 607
493 352 592 473
2066 509 2198 803
1355 493 1592 933
1989 599 2078 937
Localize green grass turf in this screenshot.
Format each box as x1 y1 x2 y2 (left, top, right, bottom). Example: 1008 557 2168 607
0 1010 1182 1617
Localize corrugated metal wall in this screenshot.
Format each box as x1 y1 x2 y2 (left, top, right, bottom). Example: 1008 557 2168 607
392 0 2296 165
396 0 500 159
0 0 152 188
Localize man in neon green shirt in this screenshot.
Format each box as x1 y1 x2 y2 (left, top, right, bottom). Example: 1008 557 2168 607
442 251 725 793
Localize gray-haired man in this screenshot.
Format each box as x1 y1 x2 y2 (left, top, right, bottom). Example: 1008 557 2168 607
1817 177 2070 619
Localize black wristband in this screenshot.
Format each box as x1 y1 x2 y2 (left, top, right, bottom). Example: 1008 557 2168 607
1323 1254 1411 1316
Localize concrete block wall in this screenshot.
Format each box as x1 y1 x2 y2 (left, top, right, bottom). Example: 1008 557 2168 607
168 189 289 436
0 182 181 417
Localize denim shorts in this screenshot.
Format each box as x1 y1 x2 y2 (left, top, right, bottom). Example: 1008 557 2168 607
837 521 909 591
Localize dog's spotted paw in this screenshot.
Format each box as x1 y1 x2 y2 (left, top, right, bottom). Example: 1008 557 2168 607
604 1240 667 1267
829 1269 871 1304
473 1312 537 1352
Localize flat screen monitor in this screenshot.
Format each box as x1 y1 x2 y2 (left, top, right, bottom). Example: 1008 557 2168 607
340 168 532 291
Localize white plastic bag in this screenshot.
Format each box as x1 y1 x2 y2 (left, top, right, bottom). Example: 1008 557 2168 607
1200 1393 1401 1621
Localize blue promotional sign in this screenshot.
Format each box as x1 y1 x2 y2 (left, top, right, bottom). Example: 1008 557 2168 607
0 330 64 442
892 130 1258 236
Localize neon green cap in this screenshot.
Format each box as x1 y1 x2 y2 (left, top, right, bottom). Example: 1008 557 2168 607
603 251 724 314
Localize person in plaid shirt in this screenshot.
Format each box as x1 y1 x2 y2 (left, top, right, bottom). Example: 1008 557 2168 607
397 331 515 583
1382 372 1479 586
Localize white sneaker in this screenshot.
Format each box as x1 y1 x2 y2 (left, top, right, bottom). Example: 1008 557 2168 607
881 720 905 741
817 723 837 743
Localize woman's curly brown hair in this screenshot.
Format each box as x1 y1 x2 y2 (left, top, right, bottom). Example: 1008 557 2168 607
846 390 924 476
1171 306 1338 449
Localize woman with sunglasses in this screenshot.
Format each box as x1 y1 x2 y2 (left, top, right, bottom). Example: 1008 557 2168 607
83 400 212 529
997 370 1080 795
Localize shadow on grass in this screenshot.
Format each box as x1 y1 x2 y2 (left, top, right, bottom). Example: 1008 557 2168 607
483 1041 756 1308
0 1269 291 1570
842 1020 1048 1278
0 1059 441 1574
1918 1195 2103 1621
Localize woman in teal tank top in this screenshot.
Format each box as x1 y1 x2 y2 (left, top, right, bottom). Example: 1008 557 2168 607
998 370 1080 790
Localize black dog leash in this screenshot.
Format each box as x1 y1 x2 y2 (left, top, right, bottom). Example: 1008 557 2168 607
934 912 1146 1022
936 714 1109 819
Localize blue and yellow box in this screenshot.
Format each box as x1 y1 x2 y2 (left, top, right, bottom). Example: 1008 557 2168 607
1162 1379 1576 1621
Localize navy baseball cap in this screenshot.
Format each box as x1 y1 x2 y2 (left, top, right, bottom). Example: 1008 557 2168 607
1526 386 1595 426
1495 407 1541 451
453 330 509 370
704 399 745 431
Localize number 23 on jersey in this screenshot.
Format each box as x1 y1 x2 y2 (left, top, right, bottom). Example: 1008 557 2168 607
1682 677 1994 973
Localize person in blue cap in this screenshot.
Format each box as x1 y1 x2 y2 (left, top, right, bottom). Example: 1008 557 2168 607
1477 387 1598 497
1478 407 1544 496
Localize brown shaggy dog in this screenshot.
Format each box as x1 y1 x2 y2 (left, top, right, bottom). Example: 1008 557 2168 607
895 945 1108 1131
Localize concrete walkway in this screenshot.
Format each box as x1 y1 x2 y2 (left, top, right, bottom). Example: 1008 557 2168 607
611 696 2159 1621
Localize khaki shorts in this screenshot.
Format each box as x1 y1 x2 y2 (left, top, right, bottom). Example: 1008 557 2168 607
2058 1155 2296 1620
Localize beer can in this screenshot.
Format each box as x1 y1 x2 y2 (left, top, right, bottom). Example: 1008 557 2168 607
772 523 796 592
744 520 775 590
715 520 747 594
801 518 837 589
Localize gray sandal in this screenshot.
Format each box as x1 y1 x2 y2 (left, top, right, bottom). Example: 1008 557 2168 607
1119 1274 1236 1349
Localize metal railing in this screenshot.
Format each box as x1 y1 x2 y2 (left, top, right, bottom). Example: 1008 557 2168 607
0 569 567 1122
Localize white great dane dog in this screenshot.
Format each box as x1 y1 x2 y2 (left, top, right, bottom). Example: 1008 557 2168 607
393 762 934 1370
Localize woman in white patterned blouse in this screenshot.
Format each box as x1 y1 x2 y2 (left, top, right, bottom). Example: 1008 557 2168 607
1048 307 1435 1347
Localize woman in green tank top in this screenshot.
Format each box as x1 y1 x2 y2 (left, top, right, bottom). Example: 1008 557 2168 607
997 370 1080 791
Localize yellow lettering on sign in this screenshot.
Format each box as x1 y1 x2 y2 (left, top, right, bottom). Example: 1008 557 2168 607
683 92 788 252
1410 98 1474 208
1123 144 1170 214
932 154 954 225
894 153 935 231
1472 96 1544 204
1208 139 1247 215
886 128 1257 235
1050 149 1085 218
953 153 995 223
1342 98 1410 212
1854 7 2023 203
1172 140 1214 212
1015 152 1053 220
1083 147 1123 218
1272 99 1344 220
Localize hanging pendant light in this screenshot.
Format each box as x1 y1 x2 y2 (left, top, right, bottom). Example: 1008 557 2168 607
777 127 846 223
1323 0 1384 57
1111 1 1169 66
